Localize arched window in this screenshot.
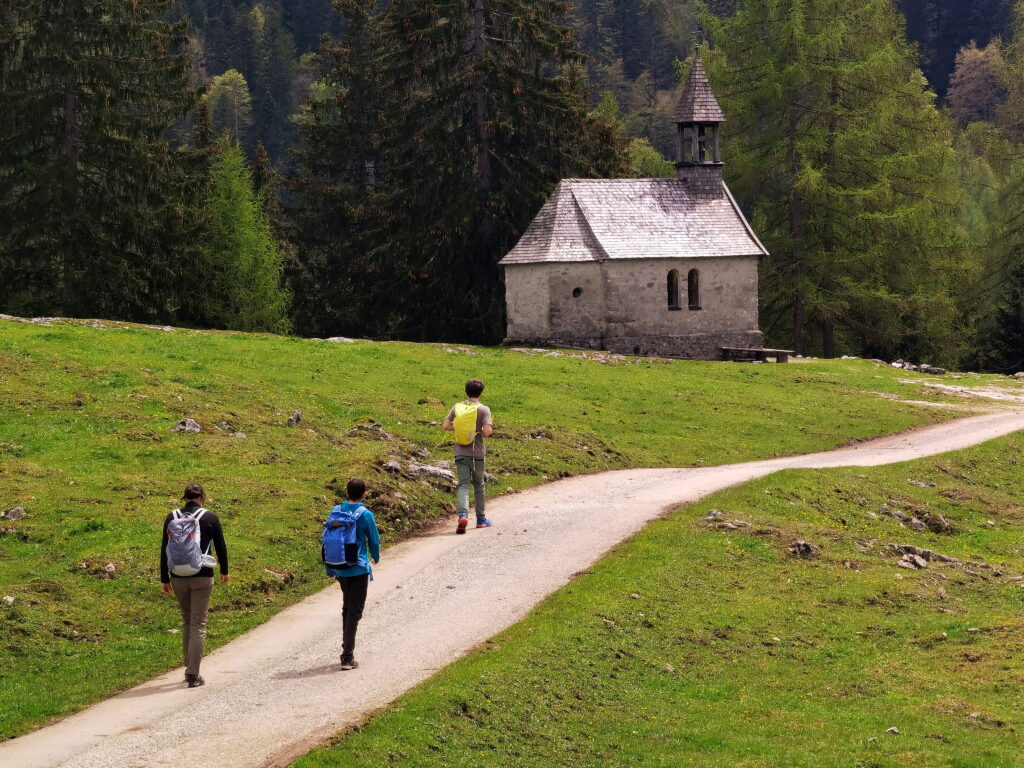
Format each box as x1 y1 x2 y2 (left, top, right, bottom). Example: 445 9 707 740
687 269 701 310
667 270 681 310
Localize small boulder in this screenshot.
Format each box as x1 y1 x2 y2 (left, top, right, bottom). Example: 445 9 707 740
900 544 932 560
263 568 294 584
411 446 431 459
287 410 303 427
789 540 820 558
172 418 201 434
907 478 937 488
908 517 928 531
408 461 455 483
924 512 955 534
1013 372 1024 380
897 554 928 570
381 460 404 475
326 336 356 343
347 422 392 441
704 510 724 521
2 507 27 521
932 552 961 564
886 727 900 735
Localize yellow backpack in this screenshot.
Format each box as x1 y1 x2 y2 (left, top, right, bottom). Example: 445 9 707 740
453 401 480 446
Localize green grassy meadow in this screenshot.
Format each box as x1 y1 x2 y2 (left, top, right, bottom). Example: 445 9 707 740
295 433 1024 768
0 317 1012 740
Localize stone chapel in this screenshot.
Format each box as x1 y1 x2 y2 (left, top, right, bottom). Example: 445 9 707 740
499 57 767 359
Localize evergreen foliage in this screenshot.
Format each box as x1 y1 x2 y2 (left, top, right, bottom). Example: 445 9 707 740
898 0 1013 97
199 142 291 334
705 0 965 362
175 1 301 167
370 0 628 341
204 69 254 141
289 0 628 342
0 0 201 321
284 0 383 338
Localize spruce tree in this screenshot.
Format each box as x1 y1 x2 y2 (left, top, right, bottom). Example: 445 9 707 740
704 0 964 362
0 0 200 320
285 0 383 337
368 0 628 341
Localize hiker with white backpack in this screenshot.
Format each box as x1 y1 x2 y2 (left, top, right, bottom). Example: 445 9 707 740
322 477 380 670
160 482 229 688
442 378 494 534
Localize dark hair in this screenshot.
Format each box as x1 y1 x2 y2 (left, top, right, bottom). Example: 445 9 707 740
183 482 205 501
346 477 367 501
465 379 485 398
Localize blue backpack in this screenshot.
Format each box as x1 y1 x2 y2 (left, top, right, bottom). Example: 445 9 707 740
323 504 366 572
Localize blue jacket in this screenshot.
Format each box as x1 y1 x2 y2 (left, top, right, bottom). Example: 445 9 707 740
325 501 381 578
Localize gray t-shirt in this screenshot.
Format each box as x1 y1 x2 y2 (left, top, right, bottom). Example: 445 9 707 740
447 402 492 458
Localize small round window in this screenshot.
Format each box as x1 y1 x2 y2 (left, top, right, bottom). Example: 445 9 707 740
572 287 582 298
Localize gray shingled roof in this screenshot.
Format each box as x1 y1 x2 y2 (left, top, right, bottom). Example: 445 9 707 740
672 57 725 124
499 179 768 265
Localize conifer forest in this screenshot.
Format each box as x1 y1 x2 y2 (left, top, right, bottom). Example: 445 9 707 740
2 0 1024 371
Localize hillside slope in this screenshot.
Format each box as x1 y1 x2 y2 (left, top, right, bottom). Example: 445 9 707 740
297 431 1024 768
0 316 1009 737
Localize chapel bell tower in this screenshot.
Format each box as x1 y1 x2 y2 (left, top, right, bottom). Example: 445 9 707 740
674 56 726 189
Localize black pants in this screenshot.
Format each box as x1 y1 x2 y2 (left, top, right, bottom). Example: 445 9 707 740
338 574 369 657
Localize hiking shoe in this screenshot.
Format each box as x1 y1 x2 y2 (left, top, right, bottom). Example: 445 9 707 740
456 514 468 535
340 655 359 670
186 674 205 688
475 518 493 529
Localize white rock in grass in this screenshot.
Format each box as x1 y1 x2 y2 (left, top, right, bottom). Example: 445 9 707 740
1 506 26 520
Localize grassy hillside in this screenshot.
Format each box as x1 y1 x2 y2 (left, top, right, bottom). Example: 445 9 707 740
295 433 1024 768
0 317 1005 739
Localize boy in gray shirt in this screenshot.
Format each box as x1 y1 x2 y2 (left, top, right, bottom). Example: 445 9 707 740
442 378 494 533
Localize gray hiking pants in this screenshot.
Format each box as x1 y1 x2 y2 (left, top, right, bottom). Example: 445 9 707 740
172 576 214 676
455 456 486 520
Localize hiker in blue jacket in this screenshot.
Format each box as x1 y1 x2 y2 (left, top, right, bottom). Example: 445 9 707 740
323 477 380 670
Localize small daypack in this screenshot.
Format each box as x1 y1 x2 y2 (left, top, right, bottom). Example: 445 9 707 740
166 508 216 577
453 401 480 446
323 504 366 571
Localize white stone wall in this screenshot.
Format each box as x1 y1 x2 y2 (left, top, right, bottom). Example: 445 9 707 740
503 256 762 359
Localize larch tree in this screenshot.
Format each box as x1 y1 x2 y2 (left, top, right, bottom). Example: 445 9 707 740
0 0 201 320
199 142 291 334
704 0 964 362
948 41 1007 128
204 69 254 142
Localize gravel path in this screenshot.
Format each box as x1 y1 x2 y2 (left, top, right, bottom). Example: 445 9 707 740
4 409 1024 768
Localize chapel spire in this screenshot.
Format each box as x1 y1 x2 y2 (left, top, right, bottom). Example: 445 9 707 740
674 56 725 180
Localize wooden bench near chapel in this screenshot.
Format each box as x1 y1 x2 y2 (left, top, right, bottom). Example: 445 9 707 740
720 347 794 363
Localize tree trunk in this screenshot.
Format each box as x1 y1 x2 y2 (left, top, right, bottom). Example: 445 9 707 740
62 8 79 314
823 320 835 359
790 112 805 356
470 0 492 239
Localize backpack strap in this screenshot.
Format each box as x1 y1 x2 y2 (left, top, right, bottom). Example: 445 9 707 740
172 509 182 520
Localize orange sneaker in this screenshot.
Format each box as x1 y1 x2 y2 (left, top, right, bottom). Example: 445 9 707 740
456 515 468 534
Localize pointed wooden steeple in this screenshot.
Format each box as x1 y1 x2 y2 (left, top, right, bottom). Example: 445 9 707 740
674 56 725 169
